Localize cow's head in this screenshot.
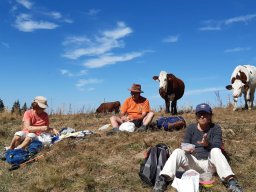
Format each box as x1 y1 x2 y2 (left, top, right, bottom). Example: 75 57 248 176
153 71 168 92
226 80 249 99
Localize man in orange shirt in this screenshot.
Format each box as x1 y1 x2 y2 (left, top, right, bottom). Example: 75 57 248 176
109 84 154 134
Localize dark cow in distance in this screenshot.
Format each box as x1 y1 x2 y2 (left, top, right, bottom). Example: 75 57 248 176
96 101 121 114
153 71 185 115
226 64 256 111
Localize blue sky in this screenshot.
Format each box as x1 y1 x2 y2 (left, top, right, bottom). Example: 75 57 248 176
1 0 256 113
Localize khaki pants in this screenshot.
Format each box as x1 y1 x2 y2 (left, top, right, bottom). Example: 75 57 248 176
160 148 234 180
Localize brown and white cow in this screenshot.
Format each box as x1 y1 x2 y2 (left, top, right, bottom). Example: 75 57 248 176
226 65 256 111
153 71 185 115
96 101 121 113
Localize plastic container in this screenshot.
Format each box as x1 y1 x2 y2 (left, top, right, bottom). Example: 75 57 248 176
181 143 195 150
199 172 214 188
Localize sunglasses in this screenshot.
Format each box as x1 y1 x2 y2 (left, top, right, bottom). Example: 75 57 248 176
196 112 210 117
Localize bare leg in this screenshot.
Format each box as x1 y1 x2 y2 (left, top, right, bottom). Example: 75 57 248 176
142 112 155 126
17 137 32 149
9 135 23 150
110 115 123 128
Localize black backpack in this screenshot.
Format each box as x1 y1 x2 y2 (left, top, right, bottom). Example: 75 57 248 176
139 143 170 186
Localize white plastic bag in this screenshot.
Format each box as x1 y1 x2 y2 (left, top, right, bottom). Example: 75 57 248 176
171 169 200 192
119 122 135 132
38 133 52 147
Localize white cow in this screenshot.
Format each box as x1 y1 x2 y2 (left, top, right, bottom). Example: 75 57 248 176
226 65 256 111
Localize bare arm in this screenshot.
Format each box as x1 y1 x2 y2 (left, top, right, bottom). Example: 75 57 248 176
23 120 49 132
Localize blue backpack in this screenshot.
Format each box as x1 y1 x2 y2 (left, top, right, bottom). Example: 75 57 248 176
5 149 30 165
27 140 43 155
156 116 186 131
5 140 43 165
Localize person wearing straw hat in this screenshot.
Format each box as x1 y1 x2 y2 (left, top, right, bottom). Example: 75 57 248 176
6 96 59 150
109 83 154 134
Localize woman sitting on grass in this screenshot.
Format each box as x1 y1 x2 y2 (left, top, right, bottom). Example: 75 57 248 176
6 96 59 150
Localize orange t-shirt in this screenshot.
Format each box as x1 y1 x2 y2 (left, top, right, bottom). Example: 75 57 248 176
120 96 150 119
22 109 49 136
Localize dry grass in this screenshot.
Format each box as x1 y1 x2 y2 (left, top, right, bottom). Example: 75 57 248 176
0 108 255 192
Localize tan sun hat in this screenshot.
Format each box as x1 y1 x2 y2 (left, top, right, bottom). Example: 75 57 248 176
33 96 48 109
128 83 144 93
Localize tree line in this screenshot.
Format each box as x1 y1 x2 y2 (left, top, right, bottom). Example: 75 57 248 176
0 98 28 115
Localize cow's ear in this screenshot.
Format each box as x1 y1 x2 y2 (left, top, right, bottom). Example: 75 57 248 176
226 85 233 90
153 76 159 80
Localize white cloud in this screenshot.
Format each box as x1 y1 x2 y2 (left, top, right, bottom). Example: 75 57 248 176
224 47 251 53
75 78 103 88
199 14 256 31
83 52 143 68
60 69 88 77
48 12 62 19
62 36 91 46
14 13 59 32
16 0 33 9
185 87 225 96
62 22 132 59
225 14 256 25
163 35 179 43
86 9 101 16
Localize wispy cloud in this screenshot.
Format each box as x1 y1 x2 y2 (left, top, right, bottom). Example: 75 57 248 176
224 47 251 53
163 35 179 43
185 87 225 96
199 14 256 31
60 69 88 77
47 11 62 19
75 78 103 91
16 0 33 9
1 42 10 48
62 22 132 59
225 14 256 25
86 9 101 16
83 52 144 68
14 13 59 32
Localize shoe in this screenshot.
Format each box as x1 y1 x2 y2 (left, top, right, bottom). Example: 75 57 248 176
0 150 7 161
227 178 243 192
153 175 168 192
106 128 120 136
136 125 147 132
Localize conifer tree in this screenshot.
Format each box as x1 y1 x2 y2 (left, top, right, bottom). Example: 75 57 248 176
11 100 21 115
0 99 4 112
21 102 28 113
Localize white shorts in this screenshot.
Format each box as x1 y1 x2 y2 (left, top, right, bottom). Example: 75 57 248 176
15 131 37 140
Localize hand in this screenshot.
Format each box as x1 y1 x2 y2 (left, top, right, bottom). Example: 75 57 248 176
127 116 134 122
184 148 195 153
52 128 60 136
197 133 209 146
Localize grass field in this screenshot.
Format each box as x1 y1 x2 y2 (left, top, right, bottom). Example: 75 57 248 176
0 107 255 192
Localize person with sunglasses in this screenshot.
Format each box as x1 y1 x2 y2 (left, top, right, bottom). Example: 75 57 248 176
6 96 59 150
108 83 154 134
153 103 243 192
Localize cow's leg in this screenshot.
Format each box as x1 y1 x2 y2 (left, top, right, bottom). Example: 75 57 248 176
244 90 251 110
171 100 177 115
233 97 238 111
165 99 170 113
249 88 255 109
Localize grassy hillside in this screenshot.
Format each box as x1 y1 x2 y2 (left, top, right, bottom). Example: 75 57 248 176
0 107 255 192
